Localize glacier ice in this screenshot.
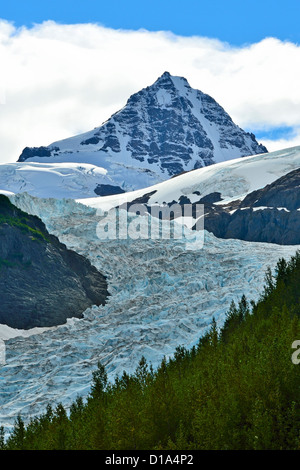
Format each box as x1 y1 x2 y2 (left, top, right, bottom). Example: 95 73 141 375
0 192 299 432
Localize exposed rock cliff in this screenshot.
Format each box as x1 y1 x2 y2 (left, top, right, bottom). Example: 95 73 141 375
0 195 108 329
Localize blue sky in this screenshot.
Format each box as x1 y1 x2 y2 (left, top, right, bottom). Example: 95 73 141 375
2 0 300 46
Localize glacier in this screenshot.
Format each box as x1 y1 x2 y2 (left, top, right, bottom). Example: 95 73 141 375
0 192 299 433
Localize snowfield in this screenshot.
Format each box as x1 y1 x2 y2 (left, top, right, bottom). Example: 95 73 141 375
0 191 299 432
77 145 300 210
0 145 298 204
0 162 111 199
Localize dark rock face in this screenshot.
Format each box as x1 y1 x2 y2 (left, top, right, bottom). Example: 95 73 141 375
18 146 60 162
0 195 108 329
94 184 125 196
203 208 300 245
240 167 300 211
199 168 300 245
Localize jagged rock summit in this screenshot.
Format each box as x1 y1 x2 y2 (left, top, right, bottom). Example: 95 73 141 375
17 72 267 193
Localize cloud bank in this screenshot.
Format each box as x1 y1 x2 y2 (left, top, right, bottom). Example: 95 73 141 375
0 20 300 163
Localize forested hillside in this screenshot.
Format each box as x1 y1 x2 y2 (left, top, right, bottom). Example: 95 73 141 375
2 252 300 450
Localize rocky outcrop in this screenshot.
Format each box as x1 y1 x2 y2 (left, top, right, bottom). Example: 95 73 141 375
94 184 125 196
0 195 108 329
198 168 300 245
18 146 60 162
121 167 300 245
239 167 300 211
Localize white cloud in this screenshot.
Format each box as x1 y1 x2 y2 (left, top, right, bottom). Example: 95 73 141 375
0 20 299 163
259 128 300 152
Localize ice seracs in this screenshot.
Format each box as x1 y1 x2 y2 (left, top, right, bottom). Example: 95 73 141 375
0 162 114 199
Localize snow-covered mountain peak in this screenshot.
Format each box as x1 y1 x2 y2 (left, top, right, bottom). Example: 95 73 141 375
17 73 267 192
144 70 191 96
126 71 194 110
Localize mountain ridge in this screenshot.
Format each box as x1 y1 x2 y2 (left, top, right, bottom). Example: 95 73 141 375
17 71 267 192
